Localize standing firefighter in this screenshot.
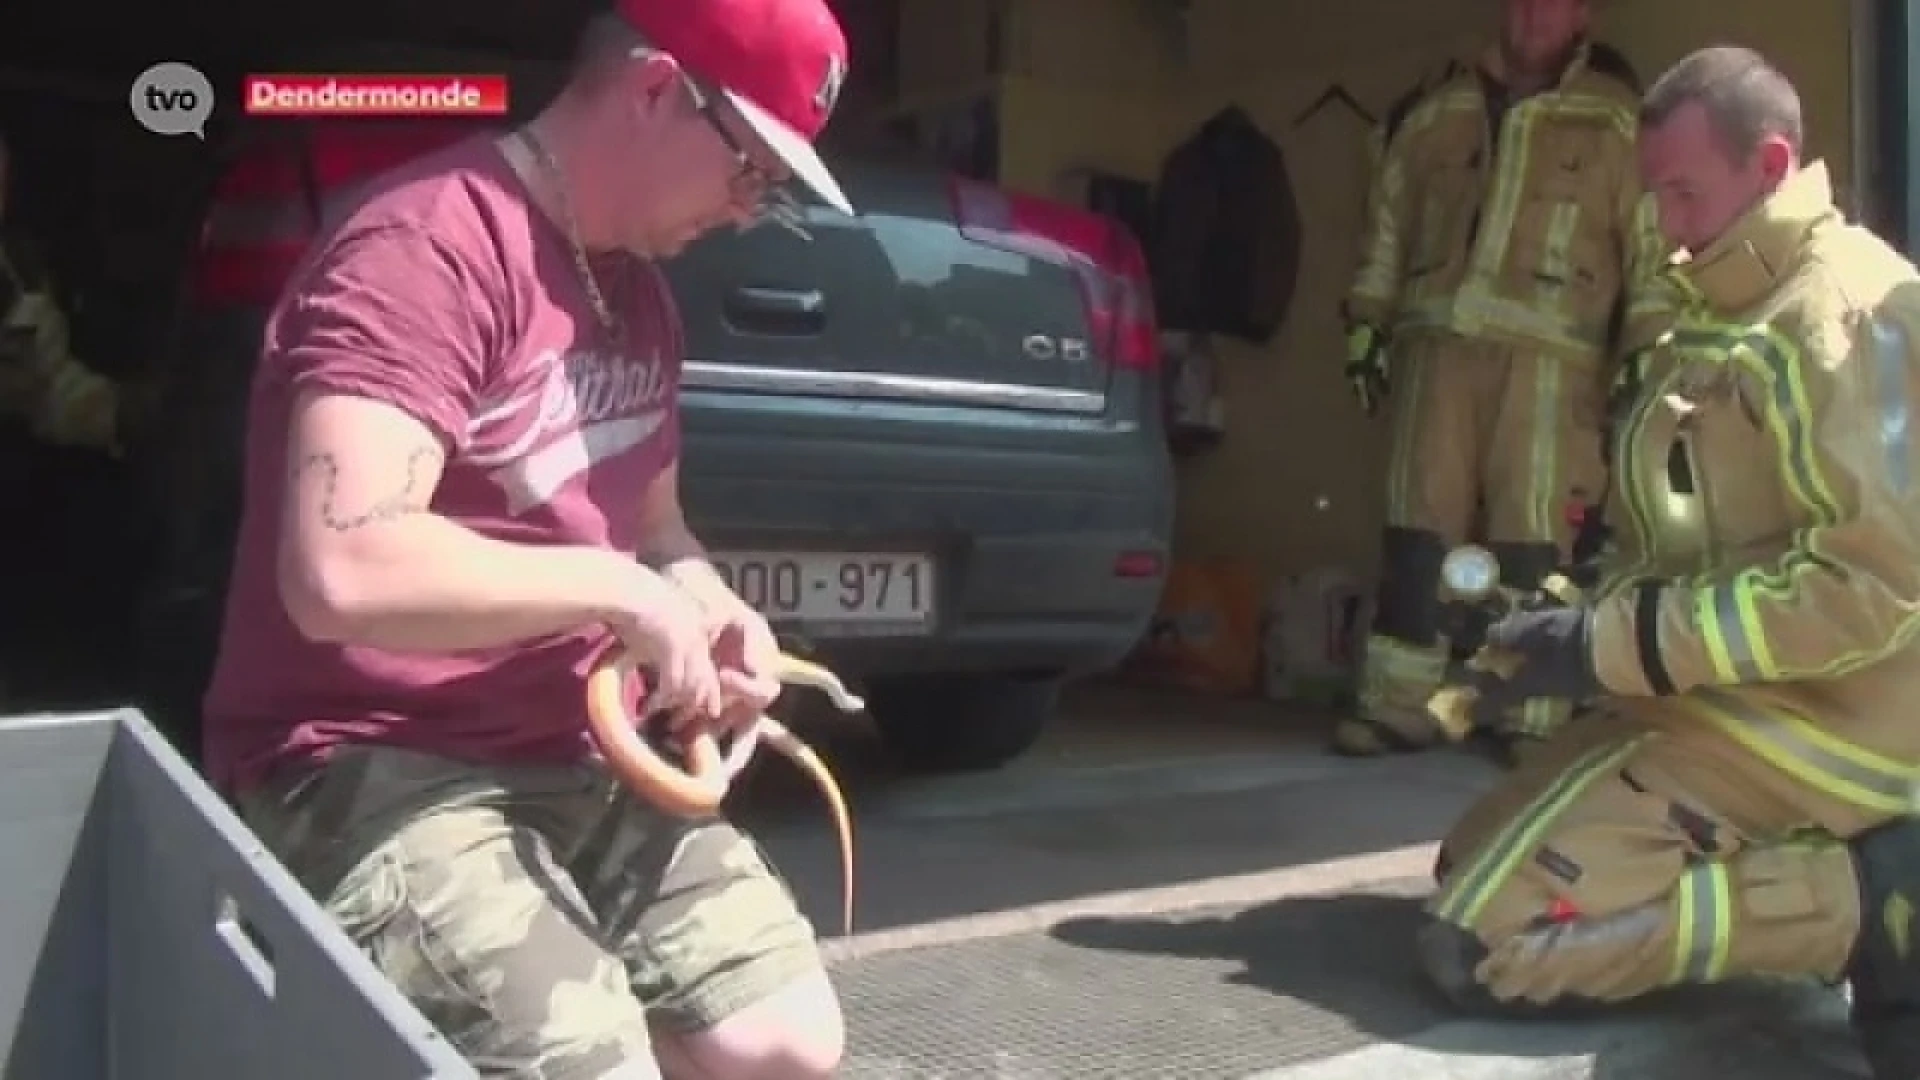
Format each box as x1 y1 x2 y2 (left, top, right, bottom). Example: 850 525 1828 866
0 130 126 454
0 128 145 707
1422 47 1920 1080
1335 0 1672 758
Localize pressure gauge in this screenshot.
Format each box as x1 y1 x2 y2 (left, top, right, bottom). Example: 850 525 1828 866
1441 544 1502 601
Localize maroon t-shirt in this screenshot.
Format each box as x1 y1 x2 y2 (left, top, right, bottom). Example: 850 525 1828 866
203 134 684 794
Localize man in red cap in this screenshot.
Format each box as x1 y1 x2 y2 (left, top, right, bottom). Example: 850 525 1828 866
203 1 854 1076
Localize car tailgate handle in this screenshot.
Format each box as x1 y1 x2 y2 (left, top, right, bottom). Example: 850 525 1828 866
725 286 826 335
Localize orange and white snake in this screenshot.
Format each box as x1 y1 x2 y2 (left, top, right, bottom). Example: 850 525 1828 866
585 648 863 935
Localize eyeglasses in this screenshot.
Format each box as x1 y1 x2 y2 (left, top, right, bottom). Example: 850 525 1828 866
682 77 808 238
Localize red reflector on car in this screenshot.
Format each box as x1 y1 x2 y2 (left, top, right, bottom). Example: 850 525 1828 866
1113 551 1164 578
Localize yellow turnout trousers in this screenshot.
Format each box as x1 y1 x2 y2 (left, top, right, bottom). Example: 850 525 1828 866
1420 705 1864 1006
1383 333 1605 554
1342 331 1607 754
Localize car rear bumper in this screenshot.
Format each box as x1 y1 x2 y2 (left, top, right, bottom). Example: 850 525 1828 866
679 393 1174 678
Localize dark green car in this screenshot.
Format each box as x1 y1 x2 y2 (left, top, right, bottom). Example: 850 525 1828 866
666 166 1174 770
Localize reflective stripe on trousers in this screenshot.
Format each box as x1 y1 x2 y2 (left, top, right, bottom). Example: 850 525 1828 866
1431 738 1644 930
1429 735 1742 995
1669 859 1732 984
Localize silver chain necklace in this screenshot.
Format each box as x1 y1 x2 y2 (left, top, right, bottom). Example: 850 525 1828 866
517 128 625 349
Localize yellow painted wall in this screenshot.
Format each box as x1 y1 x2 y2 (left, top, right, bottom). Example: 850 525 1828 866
1597 2 1857 202
979 0 1857 589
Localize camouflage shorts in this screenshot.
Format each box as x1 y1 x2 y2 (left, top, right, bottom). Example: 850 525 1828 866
238 745 825 1079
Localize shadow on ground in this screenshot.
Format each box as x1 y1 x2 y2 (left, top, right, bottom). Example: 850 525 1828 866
1006 881 1873 1078
1050 881 1450 1046
830 873 1871 1076
732 685 1499 936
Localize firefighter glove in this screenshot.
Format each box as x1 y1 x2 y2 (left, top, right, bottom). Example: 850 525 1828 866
1344 325 1389 416
1468 605 1603 718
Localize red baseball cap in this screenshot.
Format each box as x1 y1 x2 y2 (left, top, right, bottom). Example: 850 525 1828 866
617 0 854 216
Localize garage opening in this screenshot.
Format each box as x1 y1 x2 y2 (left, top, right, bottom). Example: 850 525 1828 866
1 0 1176 776
0 2 1911 1076
0 0 1908 778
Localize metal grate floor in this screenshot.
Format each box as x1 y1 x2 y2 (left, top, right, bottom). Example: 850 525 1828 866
830 878 1443 1079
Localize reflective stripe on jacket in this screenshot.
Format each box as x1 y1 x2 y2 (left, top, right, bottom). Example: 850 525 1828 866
1590 162 1920 822
1345 40 1672 363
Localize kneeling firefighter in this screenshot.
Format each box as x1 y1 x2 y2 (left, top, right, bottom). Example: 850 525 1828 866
1334 0 1674 759
1420 47 1920 1080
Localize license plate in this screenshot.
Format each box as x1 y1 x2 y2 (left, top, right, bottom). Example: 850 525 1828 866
711 551 935 635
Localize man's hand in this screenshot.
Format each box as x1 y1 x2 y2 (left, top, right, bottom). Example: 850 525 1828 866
1345 325 1390 416
1468 605 1604 724
604 565 727 727
705 594 784 732
633 462 782 740
662 561 783 738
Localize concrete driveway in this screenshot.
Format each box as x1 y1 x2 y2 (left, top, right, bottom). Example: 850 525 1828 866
730 680 1872 1079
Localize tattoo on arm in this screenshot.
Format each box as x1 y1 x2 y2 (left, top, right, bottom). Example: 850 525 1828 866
294 445 442 532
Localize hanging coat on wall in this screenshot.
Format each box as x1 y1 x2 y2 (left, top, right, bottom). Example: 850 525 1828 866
1148 105 1303 345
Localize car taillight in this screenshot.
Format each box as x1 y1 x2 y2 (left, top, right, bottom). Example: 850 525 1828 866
188 120 481 310
949 176 1160 371
192 191 315 309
